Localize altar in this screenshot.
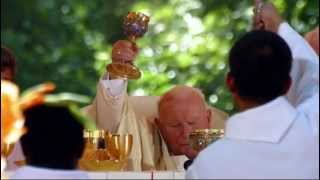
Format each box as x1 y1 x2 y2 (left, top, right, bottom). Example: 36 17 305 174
3 171 185 179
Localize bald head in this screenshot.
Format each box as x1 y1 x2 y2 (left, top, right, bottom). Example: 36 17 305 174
156 85 211 158
159 85 206 113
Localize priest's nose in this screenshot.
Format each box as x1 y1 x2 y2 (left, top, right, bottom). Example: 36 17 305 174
181 123 193 139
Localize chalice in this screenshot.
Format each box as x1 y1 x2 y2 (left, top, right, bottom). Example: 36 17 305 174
119 134 133 161
189 129 224 151
106 12 150 79
108 134 133 161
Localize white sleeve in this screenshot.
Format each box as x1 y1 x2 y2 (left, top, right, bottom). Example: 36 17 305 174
88 73 128 132
186 166 199 179
278 23 319 135
101 73 126 97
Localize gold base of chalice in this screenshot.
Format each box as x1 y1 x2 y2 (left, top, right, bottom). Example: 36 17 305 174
106 63 141 80
189 129 224 151
78 159 126 171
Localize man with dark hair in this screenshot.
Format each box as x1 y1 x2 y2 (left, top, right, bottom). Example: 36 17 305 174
228 30 292 108
10 105 89 179
1 46 17 81
187 1 318 179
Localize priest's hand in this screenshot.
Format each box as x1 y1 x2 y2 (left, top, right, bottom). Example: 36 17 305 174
253 0 283 33
111 40 139 64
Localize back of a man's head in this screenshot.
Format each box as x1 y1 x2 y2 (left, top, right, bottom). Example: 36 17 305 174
1 46 16 81
20 104 84 170
228 30 292 104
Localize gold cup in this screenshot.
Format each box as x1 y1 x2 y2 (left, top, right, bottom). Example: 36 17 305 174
119 134 133 161
189 129 224 151
108 134 133 161
123 12 150 42
108 134 120 160
106 12 150 80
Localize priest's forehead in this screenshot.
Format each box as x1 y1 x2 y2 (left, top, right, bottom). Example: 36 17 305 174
158 86 207 116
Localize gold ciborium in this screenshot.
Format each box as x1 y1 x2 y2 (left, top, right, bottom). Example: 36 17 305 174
106 12 150 80
79 130 133 171
81 129 109 161
189 129 224 151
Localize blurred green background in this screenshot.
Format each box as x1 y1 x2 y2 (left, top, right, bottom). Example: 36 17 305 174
1 0 318 114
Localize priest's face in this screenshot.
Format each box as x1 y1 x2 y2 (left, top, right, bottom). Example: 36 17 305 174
157 94 211 159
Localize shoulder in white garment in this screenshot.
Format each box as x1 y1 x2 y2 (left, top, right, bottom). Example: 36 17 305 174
186 22 319 179
10 166 89 179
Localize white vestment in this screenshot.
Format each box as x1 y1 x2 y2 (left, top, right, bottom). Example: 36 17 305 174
186 23 319 179
10 165 89 179
82 77 228 171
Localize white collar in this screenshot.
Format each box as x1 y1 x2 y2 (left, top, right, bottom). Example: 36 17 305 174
171 155 188 172
225 97 297 143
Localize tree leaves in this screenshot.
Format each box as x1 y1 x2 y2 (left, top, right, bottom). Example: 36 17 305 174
1 0 318 114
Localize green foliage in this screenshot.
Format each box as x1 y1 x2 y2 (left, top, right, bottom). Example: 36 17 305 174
1 0 318 114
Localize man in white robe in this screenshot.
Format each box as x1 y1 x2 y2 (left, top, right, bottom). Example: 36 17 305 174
83 41 229 171
187 2 319 179
10 166 88 180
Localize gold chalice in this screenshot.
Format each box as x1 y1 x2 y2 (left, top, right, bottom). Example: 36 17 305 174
106 12 150 80
108 134 133 161
119 134 133 161
189 129 224 151
108 135 120 160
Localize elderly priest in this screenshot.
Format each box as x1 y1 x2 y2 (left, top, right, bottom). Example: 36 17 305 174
83 41 228 171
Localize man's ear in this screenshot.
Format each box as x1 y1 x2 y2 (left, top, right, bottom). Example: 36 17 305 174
226 72 237 93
